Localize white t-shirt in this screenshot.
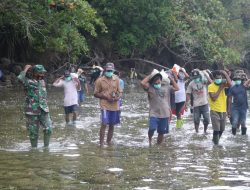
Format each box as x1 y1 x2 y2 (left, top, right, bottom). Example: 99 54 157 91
53 79 78 106
175 80 186 103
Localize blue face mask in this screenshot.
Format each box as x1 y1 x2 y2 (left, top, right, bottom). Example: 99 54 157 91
65 76 72 82
105 71 113 78
214 79 222 85
194 78 200 83
235 80 241 85
153 83 161 89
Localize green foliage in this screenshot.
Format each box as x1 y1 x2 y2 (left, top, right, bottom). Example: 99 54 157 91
166 0 241 64
0 0 246 66
0 0 106 63
90 0 242 65
221 0 250 59
90 0 172 56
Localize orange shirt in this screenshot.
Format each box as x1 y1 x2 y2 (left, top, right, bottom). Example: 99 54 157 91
94 75 122 111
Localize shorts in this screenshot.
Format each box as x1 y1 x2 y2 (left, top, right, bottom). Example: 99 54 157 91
78 90 85 103
210 110 226 131
64 104 78 114
193 104 210 126
149 117 169 135
231 108 247 128
101 109 120 125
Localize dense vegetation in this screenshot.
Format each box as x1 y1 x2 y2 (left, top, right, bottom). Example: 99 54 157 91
0 0 249 68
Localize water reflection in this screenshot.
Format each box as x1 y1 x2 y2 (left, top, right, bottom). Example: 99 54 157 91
0 86 250 189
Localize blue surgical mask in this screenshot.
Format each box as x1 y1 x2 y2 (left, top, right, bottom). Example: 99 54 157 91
65 76 72 82
235 80 241 85
153 83 161 89
214 79 222 85
194 78 200 83
105 71 113 78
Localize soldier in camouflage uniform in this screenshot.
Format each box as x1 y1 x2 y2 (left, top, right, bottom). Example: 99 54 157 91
18 64 52 148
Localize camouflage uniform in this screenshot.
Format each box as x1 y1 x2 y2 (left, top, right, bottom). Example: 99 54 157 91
18 65 52 147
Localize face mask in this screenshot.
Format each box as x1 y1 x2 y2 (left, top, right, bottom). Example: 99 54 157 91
65 76 72 82
214 79 222 85
179 73 185 80
153 83 161 89
235 80 241 85
193 78 200 83
105 71 113 78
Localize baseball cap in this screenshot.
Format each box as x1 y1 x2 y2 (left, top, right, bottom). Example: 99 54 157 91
105 62 115 71
191 69 200 79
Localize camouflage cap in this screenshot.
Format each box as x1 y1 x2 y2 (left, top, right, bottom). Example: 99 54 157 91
33 65 47 73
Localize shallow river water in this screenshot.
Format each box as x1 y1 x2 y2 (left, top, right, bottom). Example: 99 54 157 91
1 85 250 190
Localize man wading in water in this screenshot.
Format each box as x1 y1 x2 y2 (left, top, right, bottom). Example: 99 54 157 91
208 70 231 145
18 65 52 148
53 70 80 125
141 69 179 146
94 63 122 147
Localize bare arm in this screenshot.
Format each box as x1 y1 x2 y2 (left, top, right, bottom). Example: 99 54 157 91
209 84 225 101
183 93 190 111
221 70 232 87
53 76 64 87
203 70 213 84
180 68 189 78
140 75 151 90
244 79 250 88
227 96 232 118
84 83 89 95
73 77 81 91
170 77 179 91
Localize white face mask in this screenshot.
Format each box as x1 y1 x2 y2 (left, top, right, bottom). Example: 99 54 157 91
179 73 185 80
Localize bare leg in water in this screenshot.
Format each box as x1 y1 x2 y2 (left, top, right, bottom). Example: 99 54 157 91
72 111 77 123
157 134 164 145
99 124 106 147
65 113 70 124
107 125 114 145
148 131 154 147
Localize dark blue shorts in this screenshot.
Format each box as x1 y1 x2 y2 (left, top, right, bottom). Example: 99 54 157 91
101 109 120 125
64 104 78 114
149 117 169 134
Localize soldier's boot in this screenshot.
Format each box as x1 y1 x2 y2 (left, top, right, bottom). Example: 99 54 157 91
232 128 237 135
212 131 220 145
43 128 52 147
242 127 247 135
30 137 38 148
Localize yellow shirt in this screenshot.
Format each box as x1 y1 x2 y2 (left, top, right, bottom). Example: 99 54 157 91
208 83 227 112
